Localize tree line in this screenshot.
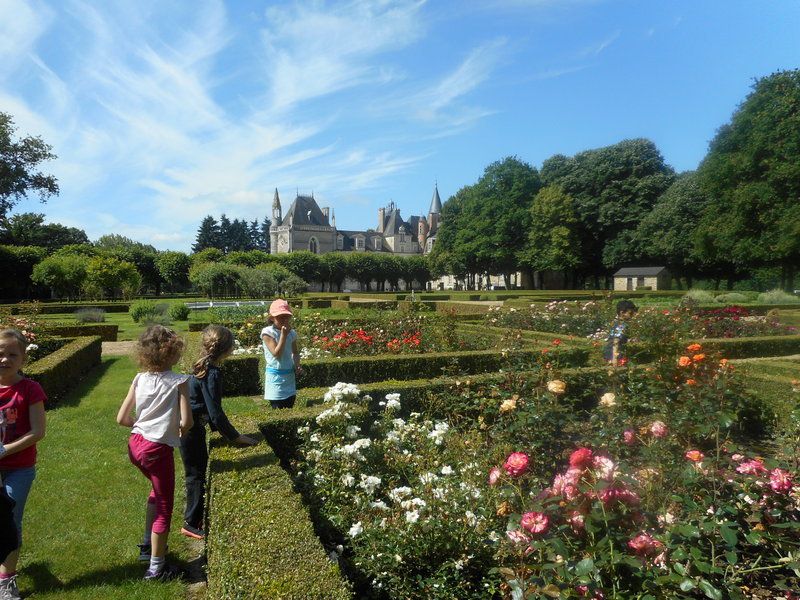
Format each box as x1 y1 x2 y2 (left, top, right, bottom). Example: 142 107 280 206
430 70 800 291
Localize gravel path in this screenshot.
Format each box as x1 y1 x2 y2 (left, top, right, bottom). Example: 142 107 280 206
101 340 137 356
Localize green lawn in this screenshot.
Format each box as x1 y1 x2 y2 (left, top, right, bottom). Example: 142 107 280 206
18 356 261 599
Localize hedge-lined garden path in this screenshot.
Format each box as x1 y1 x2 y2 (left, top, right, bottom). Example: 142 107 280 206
18 356 201 600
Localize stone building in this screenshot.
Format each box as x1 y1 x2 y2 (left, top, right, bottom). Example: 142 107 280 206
270 185 442 256
613 266 671 291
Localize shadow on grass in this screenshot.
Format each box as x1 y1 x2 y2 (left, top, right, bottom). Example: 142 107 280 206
46 357 121 410
210 449 278 474
25 560 142 592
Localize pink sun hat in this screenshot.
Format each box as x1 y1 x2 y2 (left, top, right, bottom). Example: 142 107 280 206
268 299 293 317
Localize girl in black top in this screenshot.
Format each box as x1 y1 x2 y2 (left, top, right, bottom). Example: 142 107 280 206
179 326 257 539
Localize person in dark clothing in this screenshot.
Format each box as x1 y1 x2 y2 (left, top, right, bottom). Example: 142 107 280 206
0 485 18 565
179 326 257 540
603 300 638 366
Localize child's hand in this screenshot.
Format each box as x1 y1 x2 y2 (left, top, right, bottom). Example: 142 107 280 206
295 365 303 376
180 421 191 437
280 326 289 337
235 434 258 446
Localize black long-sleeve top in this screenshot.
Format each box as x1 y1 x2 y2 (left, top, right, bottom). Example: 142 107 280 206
188 364 240 441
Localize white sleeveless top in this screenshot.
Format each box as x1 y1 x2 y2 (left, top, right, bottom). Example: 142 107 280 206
131 370 189 447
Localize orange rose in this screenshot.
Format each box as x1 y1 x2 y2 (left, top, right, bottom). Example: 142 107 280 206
678 356 692 367
692 354 706 362
686 343 702 353
720 359 729 367
685 379 697 386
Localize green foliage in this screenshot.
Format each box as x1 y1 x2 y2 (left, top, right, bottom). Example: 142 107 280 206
31 253 88 300
714 292 752 304
47 323 118 342
519 185 581 276
0 212 88 251
167 303 190 321
0 112 59 217
25 336 102 402
83 256 141 299
0 244 47 300
757 289 800 304
685 289 715 304
154 250 191 292
129 299 166 323
219 355 262 396
697 70 800 281
541 138 676 274
188 261 241 298
207 413 352 600
74 308 105 323
237 266 278 298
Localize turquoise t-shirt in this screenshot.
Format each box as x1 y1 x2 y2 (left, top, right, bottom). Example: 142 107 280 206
261 325 297 400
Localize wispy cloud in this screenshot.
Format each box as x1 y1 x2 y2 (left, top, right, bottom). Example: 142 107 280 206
579 29 621 57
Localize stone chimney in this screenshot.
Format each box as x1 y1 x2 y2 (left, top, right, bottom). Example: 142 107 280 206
378 207 385 233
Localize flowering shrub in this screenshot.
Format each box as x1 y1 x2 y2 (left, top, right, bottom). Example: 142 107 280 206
487 301 612 338
297 386 502 599
695 305 797 338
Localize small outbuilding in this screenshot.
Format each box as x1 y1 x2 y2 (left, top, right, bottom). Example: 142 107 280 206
613 266 671 291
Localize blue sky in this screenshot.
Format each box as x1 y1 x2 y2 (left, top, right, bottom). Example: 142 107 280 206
2 0 799 251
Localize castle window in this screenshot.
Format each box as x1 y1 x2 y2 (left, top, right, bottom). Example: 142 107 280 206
309 237 319 254
373 238 381 250
356 238 364 250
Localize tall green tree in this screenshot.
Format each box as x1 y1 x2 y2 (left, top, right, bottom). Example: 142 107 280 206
0 245 47 299
193 216 221 252
518 185 581 288
155 251 191 292
697 69 800 289
433 156 541 288
0 212 88 251
96 235 162 294
541 138 675 284
31 254 88 300
0 112 59 218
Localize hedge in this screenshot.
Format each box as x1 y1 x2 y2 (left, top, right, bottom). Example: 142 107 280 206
433 301 496 315
691 334 800 359
45 323 119 342
25 336 102 402
6 302 132 314
221 354 262 396
207 412 352 600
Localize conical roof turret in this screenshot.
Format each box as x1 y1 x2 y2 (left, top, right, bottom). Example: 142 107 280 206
272 188 281 209
429 183 442 214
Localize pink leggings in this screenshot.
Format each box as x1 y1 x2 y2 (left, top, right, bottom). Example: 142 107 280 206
128 433 175 535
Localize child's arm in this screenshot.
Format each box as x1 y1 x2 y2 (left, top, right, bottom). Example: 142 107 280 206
203 369 257 445
262 328 288 358
178 381 193 437
116 381 137 427
0 401 45 458
292 336 302 375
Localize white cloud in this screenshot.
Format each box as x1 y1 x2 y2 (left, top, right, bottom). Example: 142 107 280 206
579 29 621 57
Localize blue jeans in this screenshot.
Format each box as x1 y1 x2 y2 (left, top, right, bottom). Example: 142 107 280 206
1 466 36 544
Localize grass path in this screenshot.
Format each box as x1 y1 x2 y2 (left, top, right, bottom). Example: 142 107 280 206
17 357 199 599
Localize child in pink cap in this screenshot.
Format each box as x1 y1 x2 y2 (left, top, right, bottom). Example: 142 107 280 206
260 299 302 408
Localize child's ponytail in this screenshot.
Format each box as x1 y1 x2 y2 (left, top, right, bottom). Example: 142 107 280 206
193 325 236 378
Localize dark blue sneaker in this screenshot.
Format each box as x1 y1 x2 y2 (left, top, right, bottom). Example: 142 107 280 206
137 543 151 562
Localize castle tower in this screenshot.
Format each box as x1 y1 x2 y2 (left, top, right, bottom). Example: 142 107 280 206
378 206 385 233
417 218 429 248
270 188 282 254
427 183 442 230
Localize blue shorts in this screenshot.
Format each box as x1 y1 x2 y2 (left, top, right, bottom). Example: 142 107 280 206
1 466 36 544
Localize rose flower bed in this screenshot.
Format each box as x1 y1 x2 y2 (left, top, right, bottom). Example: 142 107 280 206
290 341 800 599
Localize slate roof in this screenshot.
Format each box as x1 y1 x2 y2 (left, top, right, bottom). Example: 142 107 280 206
613 266 668 277
429 184 442 214
382 209 415 237
283 195 330 227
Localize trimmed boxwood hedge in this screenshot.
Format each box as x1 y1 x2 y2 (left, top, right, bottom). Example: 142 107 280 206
7 302 132 314
221 354 262 396
207 413 352 600
25 336 102 402
46 323 119 342
692 334 800 359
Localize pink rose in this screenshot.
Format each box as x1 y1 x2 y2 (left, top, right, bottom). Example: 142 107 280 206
593 455 617 481
503 452 530 478
488 466 502 486
569 447 594 469
627 532 664 557
736 459 767 475
623 429 636 445
731 453 744 462
685 450 704 463
520 511 550 535
567 511 585 532
769 468 793 494
649 421 668 438
506 529 530 544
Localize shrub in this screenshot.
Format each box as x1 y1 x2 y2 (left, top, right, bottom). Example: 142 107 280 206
75 308 105 323
25 336 102 402
714 292 751 304
168 303 190 321
684 288 715 303
46 324 118 342
129 299 166 323
219 354 262 396
758 288 800 304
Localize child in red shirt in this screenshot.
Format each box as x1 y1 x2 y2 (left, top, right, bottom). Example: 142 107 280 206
0 328 47 600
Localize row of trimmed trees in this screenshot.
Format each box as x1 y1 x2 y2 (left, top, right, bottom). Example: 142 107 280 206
431 70 800 290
